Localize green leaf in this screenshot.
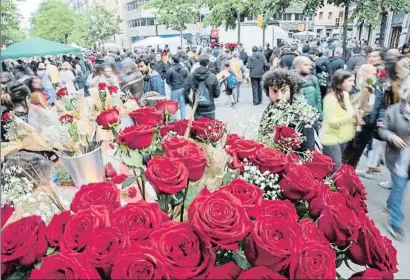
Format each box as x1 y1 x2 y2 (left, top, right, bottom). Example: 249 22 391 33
232 251 251 270
337 272 346 280
222 170 235 185
34 262 42 269
184 182 204 210
46 247 57 256
122 177 136 189
68 123 77 137
121 149 143 168
119 144 127 153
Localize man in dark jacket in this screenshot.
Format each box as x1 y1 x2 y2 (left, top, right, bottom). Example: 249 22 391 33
238 43 248 65
247 46 269 105
264 43 273 62
279 44 298 69
346 46 366 72
121 58 144 101
327 47 345 78
166 55 189 119
137 55 165 95
152 52 170 80
184 55 221 120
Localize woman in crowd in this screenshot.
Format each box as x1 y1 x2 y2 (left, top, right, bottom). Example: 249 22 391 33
320 69 360 172
36 63 56 105
29 77 49 108
269 47 281 70
59 62 76 93
230 51 249 103
120 58 144 101
378 75 410 241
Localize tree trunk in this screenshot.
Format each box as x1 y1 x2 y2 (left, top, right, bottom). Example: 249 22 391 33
262 26 266 52
180 29 183 47
342 1 349 61
237 11 241 43
367 25 372 44
379 9 388 47
358 21 363 41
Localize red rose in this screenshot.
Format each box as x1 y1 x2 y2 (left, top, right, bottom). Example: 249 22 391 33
348 215 398 274
149 222 215 279
111 201 170 243
61 206 107 252
289 242 336 279
164 139 208 181
349 268 390 280
273 126 302 149
309 186 347 218
59 114 74 124
250 199 299 223
1 215 47 266
154 99 179 115
96 108 119 129
206 261 242 279
46 210 72 248
226 139 263 159
31 251 100 279
70 182 120 213
145 156 189 194
303 151 334 179
56 87 68 97
378 70 388 78
317 202 361 246
107 85 118 94
238 266 287 279
1 112 11 122
111 174 128 184
299 219 329 246
1 203 14 228
245 216 300 272
111 245 168 279
128 186 137 198
160 123 176 137
119 125 155 150
192 118 225 142
129 107 163 126
188 188 253 251
279 164 319 201
174 119 189 136
288 152 301 163
220 179 263 218
225 133 242 146
86 227 129 275
104 163 117 178
98 83 107 90
162 137 191 151
250 147 288 174
334 164 367 202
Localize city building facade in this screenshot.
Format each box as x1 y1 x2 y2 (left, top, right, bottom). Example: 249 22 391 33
313 4 348 38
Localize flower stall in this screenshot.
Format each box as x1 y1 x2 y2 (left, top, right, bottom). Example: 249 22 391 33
0 84 398 280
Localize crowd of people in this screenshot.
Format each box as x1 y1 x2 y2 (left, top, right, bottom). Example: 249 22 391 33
1 38 410 241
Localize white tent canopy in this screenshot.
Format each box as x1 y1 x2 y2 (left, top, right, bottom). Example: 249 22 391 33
132 36 186 53
132 36 167 48
292 31 320 37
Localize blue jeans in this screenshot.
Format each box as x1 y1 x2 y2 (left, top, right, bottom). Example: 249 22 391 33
387 172 408 230
322 142 348 173
170 88 186 120
194 111 215 120
44 87 56 104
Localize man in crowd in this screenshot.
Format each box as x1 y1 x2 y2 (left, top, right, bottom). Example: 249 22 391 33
184 54 220 120
166 55 189 119
137 55 165 96
238 43 248 65
327 47 345 77
44 59 60 89
346 46 366 72
264 42 273 62
153 52 169 80
279 44 298 69
247 46 269 106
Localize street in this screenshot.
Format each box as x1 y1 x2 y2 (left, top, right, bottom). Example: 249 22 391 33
213 84 410 279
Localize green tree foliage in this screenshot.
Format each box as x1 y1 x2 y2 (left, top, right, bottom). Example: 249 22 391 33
144 0 199 45
87 4 122 44
0 0 26 45
31 0 78 43
203 0 253 30
67 17 91 47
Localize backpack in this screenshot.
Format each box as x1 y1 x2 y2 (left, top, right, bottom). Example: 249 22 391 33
197 81 213 107
226 72 239 89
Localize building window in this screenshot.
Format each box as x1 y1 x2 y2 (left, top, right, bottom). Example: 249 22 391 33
319 12 323 19
129 17 156 28
339 11 344 18
127 0 148 11
283 13 292 21
328 12 332 20
295 13 303 21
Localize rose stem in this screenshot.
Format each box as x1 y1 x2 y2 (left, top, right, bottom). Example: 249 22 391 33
140 169 145 200
132 169 144 201
180 184 189 222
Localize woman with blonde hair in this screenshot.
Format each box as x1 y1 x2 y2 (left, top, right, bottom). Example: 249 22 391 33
59 61 76 93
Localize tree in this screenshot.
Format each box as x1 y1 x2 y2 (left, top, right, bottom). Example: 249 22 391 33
31 0 79 43
203 0 253 42
0 0 26 45
87 4 122 45
67 17 92 47
144 0 199 46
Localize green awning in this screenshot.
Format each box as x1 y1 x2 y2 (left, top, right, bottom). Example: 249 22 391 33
1 37 82 61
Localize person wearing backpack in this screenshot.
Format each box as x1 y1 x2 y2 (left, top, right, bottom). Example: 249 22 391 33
223 62 240 107
230 51 249 103
184 55 221 120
